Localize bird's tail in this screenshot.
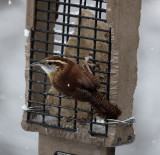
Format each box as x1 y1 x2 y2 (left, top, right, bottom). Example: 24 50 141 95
90 90 121 119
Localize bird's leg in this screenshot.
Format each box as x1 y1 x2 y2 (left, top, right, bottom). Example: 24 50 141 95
85 56 95 73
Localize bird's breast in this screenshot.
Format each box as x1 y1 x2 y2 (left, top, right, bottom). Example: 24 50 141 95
49 69 76 97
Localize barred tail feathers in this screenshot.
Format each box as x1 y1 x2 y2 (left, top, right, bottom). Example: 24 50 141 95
90 90 121 119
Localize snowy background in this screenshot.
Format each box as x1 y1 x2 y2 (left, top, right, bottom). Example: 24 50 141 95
0 0 160 155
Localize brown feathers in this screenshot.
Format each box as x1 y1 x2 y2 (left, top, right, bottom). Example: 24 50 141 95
42 56 122 119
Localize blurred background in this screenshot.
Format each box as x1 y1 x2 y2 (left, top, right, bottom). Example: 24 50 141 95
0 0 160 155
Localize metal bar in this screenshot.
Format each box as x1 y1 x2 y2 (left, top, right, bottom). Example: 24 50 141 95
27 119 107 137
66 0 71 41
42 1 51 123
27 111 107 126
73 0 83 130
57 0 67 127
27 120 76 132
29 89 69 98
36 8 107 22
34 28 110 43
28 100 97 114
27 30 35 121
37 0 106 12
35 18 109 32
30 38 110 54
89 0 99 135
99 0 102 18
30 50 110 63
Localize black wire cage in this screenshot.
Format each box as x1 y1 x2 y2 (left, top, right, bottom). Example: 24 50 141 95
27 0 111 137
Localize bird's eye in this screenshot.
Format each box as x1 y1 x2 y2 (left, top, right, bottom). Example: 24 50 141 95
48 62 53 65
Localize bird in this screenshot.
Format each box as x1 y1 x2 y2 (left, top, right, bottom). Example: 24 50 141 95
31 56 121 119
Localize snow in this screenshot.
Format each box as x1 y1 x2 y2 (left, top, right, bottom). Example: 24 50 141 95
69 31 74 34
96 117 105 123
54 28 62 33
8 0 12 6
53 50 60 54
69 21 75 24
24 28 30 37
54 39 66 43
86 4 95 7
21 105 28 111
70 11 79 15
67 83 70 87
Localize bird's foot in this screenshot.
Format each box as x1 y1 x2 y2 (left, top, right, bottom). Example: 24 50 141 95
84 56 95 73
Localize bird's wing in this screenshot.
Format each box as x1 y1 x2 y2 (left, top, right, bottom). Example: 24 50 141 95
76 69 100 90
71 87 93 102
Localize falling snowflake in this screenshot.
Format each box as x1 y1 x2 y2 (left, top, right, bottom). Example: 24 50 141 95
8 0 12 5
152 140 156 144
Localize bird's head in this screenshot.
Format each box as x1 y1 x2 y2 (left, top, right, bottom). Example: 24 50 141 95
31 56 69 75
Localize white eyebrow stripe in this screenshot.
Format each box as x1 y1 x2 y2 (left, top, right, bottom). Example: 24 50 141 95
46 60 67 65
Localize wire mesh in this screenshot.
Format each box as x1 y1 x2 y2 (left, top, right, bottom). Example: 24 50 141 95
27 0 111 137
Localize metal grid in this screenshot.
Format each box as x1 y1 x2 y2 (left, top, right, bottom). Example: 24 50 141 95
27 0 111 136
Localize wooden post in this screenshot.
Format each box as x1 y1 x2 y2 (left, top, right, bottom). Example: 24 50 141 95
39 133 115 155
107 0 142 120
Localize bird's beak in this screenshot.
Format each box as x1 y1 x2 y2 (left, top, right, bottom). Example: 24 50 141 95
31 61 42 67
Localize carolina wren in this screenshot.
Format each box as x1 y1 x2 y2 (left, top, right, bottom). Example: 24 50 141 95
31 56 121 119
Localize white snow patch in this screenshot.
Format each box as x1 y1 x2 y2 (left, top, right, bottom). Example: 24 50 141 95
54 28 62 33
70 11 79 15
53 50 60 54
69 21 75 24
67 83 70 87
22 105 28 111
54 39 61 43
24 28 30 37
96 117 105 123
8 0 12 5
69 31 74 34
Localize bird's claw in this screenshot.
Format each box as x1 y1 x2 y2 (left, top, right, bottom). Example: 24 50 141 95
84 56 95 73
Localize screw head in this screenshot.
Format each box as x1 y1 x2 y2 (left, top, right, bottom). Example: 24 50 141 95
128 136 132 143
117 138 122 145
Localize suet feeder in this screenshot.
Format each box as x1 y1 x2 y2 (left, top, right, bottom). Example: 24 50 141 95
22 0 142 154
